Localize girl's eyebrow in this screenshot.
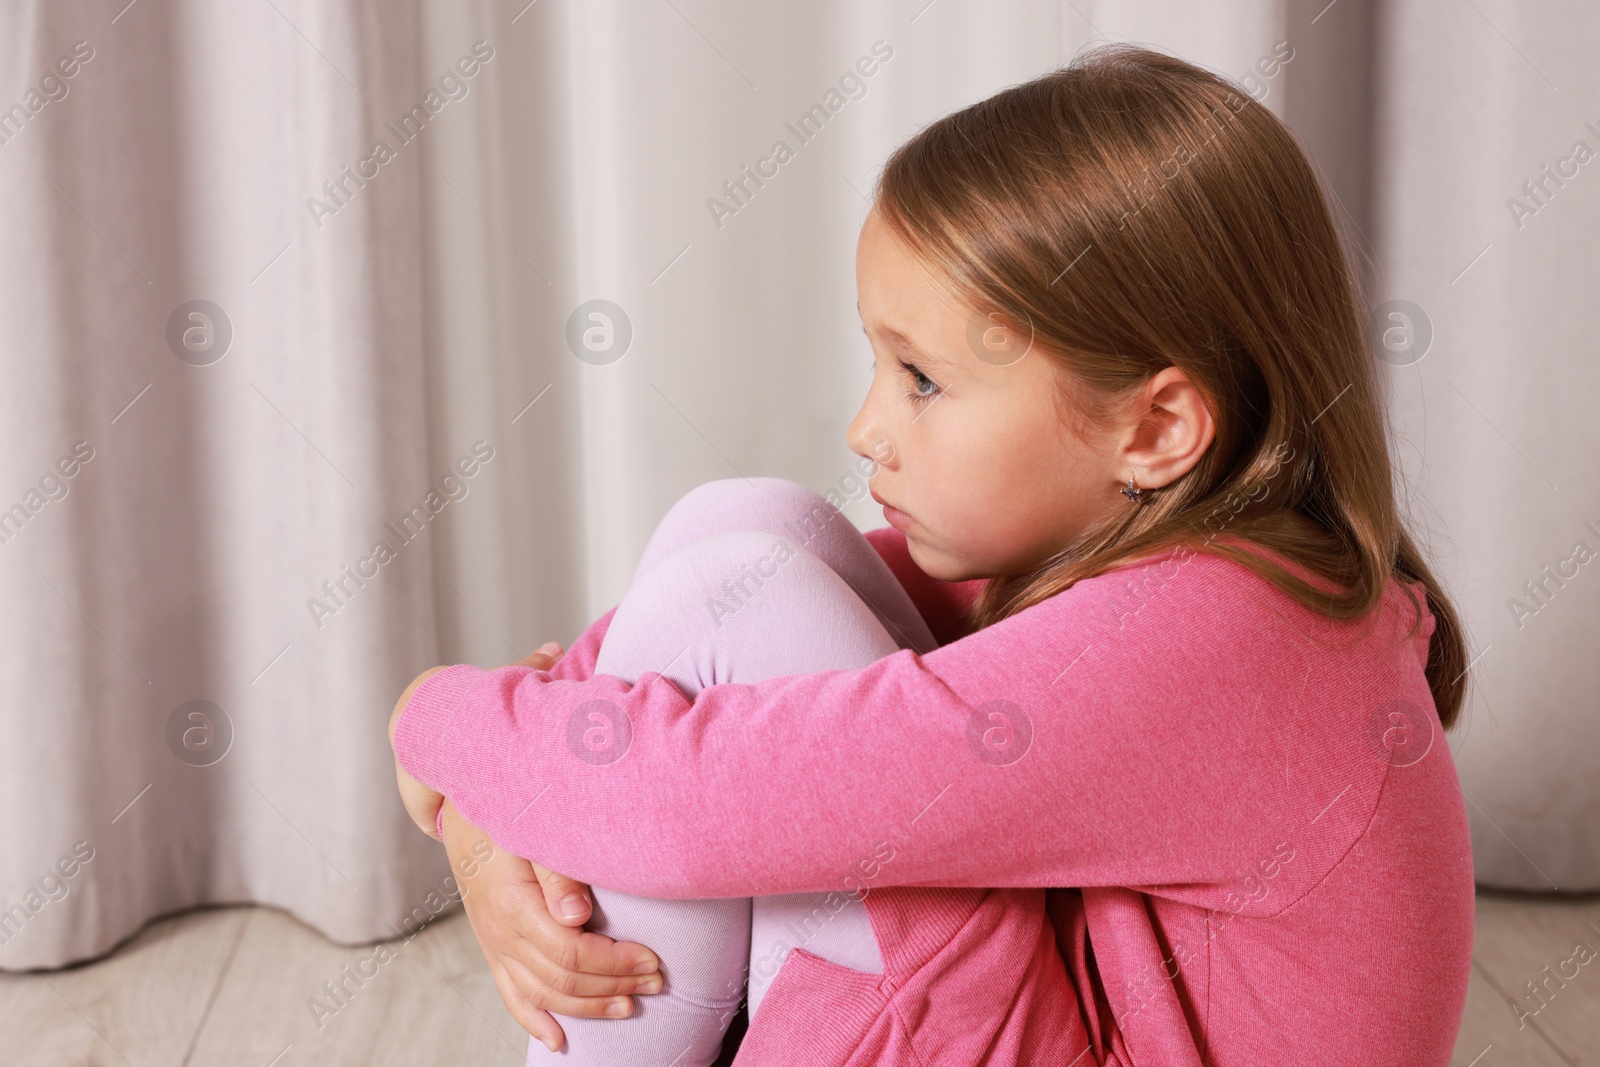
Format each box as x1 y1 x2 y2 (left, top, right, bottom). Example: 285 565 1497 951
871 324 953 369
857 307 953 369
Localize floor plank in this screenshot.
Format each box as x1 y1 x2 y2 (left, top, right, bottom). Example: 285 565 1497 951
0 905 249 1067
2 892 1596 1066
183 905 527 1067
1458 891 1600 1066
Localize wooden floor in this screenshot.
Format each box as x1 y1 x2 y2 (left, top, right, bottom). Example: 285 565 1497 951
0 890 1595 1065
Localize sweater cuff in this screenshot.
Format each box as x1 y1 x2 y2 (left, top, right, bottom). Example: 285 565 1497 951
393 663 488 798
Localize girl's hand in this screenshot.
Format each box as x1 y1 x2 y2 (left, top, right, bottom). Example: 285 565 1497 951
387 642 566 839
388 639 662 1052
442 798 664 1053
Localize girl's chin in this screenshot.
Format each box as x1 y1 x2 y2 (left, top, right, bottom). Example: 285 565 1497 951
904 536 976 583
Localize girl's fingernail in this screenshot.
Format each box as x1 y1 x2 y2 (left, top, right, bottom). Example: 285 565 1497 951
606 998 631 1017
639 976 663 994
632 958 659 974
559 894 588 919
543 1037 558 1052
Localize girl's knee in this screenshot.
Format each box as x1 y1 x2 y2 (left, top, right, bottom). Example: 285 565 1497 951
610 530 901 681
641 529 840 617
671 476 834 529
635 478 845 584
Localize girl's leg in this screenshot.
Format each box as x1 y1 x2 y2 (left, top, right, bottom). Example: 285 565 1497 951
627 477 937 656
527 482 911 1065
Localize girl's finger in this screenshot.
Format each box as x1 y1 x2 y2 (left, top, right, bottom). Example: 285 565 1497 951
489 957 567 1052
526 860 662 977
509 642 564 671
499 952 639 1023
531 860 593 926
503 900 664 998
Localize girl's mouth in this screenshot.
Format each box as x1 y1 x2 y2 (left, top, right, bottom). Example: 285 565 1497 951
871 489 915 531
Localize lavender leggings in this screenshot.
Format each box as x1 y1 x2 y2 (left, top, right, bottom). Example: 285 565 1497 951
524 477 938 1065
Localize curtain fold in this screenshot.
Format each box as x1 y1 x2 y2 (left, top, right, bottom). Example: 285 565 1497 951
0 0 446 968
2 0 1594 971
1372 0 1600 891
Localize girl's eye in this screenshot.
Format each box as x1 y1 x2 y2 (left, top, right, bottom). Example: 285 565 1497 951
901 361 940 405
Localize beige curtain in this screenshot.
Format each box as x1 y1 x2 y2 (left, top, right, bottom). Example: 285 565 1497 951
0 0 445 968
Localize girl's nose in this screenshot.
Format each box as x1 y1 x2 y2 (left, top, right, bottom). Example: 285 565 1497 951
845 385 896 468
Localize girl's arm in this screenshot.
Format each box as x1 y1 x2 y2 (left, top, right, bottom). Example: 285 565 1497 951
394 545 1415 900
404 529 934 838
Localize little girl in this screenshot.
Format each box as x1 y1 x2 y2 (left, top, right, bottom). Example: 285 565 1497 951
392 43 1475 1066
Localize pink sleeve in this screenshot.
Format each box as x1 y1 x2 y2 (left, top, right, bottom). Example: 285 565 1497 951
430 605 617 838
394 544 1416 900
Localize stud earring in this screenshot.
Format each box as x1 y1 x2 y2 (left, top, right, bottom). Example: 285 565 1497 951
1120 473 1143 503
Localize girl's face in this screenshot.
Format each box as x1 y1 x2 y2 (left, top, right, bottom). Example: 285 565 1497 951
847 209 1130 582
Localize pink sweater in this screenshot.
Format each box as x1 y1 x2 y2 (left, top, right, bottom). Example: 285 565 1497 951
394 528 1474 1065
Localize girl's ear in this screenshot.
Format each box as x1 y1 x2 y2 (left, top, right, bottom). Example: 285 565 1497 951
1120 366 1216 489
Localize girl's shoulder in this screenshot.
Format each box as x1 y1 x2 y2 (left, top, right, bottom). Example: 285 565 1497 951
872 522 1436 676
1027 532 1434 671
1193 532 1437 668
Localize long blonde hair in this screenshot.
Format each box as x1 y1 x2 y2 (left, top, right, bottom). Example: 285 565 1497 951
874 44 1467 727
